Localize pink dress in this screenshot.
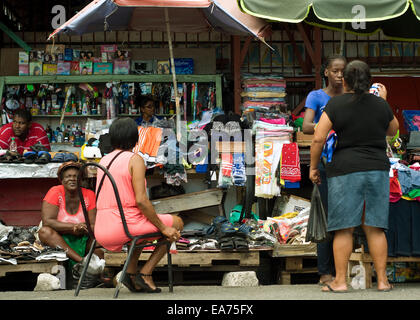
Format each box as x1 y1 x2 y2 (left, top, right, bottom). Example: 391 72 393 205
94 150 173 251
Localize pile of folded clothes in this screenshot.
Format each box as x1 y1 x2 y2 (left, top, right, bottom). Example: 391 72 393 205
175 216 278 252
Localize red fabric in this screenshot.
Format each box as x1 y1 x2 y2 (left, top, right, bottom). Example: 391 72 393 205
43 185 96 224
0 122 50 154
280 142 301 182
389 173 402 203
221 153 233 177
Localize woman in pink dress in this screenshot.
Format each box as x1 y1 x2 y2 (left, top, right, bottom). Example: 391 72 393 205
94 117 183 293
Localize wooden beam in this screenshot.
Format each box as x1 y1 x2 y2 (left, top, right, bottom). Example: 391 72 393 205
314 26 322 89
283 24 309 74
297 23 315 65
292 98 307 116
240 36 253 67
232 35 242 115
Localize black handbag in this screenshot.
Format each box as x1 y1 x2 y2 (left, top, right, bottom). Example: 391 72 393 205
305 183 332 243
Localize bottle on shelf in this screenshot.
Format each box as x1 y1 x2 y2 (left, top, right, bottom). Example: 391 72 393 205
9 137 17 153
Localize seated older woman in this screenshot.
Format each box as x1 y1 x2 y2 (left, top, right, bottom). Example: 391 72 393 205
38 161 101 270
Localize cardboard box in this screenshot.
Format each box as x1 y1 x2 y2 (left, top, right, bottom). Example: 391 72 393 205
29 61 42 76
93 62 113 75
70 61 80 75
64 48 73 61
296 131 314 146
173 58 194 74
113 60 130 75
18 51 29 64
79 61 93 75
156 60 170 74
283 195 310 214
19 64 29 76
43 63 57 75
57 62 71 75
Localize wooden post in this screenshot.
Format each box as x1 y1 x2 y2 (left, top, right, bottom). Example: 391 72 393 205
314 26 322 89
232 35 242 115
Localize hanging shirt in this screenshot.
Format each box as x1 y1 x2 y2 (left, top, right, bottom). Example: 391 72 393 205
0 122 50 154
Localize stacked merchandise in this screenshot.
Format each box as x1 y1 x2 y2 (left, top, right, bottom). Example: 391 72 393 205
241 73 287 123
241 73 302 199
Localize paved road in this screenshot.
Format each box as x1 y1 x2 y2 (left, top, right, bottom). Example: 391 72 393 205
1 282 420 301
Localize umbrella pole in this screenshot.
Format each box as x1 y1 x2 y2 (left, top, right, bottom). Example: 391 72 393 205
164 8 181 142
339 22 345 56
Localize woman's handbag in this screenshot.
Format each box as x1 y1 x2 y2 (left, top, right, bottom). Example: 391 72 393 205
305 183 331 243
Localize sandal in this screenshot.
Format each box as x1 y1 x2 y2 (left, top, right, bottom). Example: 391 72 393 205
51 152 66 163
23 151 38 164
34 151 51 164
135 273 161 293
30 142 49 153
120 273 143 292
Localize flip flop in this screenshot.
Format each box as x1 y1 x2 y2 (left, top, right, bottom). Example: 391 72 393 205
322 284 348 293
23 151 38 164
34 151 51 164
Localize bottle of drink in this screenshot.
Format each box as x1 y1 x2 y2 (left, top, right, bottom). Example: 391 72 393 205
9 137 17 153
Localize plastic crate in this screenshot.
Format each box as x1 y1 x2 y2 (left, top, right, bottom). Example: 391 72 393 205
402 110 420 132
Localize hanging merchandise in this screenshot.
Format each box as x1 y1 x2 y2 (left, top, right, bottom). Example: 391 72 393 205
183 82 187 121
280 142 301 184
253 121 294 199
218 153 234 188
232 153 246 186
104 82 116 119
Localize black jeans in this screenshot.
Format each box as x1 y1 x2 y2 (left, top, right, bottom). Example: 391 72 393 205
316 163 335 276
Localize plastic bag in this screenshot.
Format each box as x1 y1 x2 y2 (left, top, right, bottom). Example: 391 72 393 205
305 184 331 243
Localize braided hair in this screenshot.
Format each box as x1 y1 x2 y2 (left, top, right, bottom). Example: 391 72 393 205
343 60 371 97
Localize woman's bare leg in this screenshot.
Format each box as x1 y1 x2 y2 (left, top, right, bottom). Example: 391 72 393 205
322 228 354 292
38 226 82 263
362 224 392 291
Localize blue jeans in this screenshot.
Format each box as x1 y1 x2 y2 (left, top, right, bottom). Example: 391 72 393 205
316 163 335 276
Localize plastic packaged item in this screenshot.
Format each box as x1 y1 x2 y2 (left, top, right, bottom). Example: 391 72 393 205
9 137 17 152
369 83 380 96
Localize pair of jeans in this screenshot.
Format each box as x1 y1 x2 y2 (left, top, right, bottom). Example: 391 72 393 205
316 163 335 276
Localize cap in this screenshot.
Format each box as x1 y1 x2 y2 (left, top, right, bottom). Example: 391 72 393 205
57 161 82 182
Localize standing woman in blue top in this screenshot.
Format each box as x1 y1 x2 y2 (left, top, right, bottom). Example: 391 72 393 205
302 54 347 286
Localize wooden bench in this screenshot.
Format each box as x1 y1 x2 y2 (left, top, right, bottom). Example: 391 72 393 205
151 188 226 216
348 248 420 289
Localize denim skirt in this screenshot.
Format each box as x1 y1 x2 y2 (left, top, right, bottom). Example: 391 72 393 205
327 170 390 232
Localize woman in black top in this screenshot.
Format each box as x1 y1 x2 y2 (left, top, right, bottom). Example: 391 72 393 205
310 60 399 293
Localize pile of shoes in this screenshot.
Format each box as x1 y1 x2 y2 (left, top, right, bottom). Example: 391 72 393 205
51 151 78 163
23 142 52 164
0 222 68 264
0 151 24 163
206 216 249 251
